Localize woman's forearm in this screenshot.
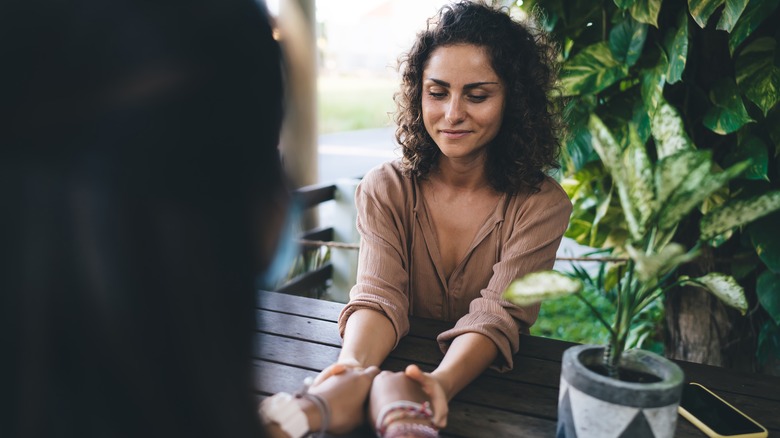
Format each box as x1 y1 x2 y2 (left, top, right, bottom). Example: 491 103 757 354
431 332 498 399
338 309 397 367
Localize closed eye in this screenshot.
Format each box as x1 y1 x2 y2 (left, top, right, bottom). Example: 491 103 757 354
468 95 488 102
428 91 447 99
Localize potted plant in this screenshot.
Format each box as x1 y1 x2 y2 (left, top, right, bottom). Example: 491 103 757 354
503 114 780 438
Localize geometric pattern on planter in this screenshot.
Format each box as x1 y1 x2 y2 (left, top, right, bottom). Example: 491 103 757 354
642 406 679 437
557 376 677 438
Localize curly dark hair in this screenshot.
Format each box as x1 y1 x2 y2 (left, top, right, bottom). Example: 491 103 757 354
394 1 563 193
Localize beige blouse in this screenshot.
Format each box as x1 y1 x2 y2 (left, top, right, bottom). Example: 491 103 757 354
337 160 572 371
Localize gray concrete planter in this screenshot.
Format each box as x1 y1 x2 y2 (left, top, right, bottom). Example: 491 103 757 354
557 345 685 438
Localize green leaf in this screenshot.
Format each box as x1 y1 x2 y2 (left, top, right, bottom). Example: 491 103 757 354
615 0 636 8
589 115 645 240
630 0 662 27
717 0 749 32
626 243 698 283
665 9 690 84
757 319 780 373
724 135 769 181
735 37 780 116
563 96 598 173
651 102 695 159
656 151 750 231
566 218 594 243
622 124 656 232
703 77 754 135
679 273 748 314
729 0 780 55
757 270 780 324
503 271 583 306
700 191 780 240
609 16 649 67
588 114 625 174
766 106 780 149
748 212 780 273
688 0 724 28
590 185 613 248
655 150 707 206
561 42 629 96
641 50 668 119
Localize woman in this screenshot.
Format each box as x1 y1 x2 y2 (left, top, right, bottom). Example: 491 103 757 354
317 1 572 435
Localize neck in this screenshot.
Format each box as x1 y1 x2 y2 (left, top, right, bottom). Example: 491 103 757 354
432 155 490 190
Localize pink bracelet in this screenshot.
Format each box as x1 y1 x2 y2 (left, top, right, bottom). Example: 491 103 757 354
375 401 434 436
384 422 439 438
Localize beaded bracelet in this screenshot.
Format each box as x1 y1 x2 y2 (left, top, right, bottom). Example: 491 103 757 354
296 377 331 438
384 422 439 438
375 400 435 436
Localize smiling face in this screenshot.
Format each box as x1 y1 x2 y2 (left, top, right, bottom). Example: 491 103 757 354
421 44 506 163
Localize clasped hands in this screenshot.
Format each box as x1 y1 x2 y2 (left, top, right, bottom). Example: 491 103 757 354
308 361 448 436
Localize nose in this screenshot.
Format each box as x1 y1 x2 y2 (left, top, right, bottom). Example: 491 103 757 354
445 98 465 124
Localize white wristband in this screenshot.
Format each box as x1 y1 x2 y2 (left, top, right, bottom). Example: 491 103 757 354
259 392 309 438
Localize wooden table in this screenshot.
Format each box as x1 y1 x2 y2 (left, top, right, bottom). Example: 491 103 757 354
254 290 780 437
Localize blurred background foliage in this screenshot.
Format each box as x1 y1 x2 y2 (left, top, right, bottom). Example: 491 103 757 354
520 0 780 373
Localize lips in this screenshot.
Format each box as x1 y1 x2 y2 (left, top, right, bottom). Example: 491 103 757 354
440 129 471 139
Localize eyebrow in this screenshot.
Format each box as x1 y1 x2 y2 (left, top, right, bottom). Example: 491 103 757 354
427 78 500 89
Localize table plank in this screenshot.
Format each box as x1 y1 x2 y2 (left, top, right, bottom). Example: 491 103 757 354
256 309 342 346
258 290 343 321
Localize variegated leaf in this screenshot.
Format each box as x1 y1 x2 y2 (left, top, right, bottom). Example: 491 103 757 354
703 78 754 135
623 125 655 232
609 16 648 67
642 51 668 119
627 243 698 283
735 37 780 116
651 102 695 159
630 0 662 27
561 42 629 96
700 191 780 240
723 135 769 181
589 115 643 240
665 9 690 84
717 0 749 32
729 0 780 55
588 114 624 173
655 150 710 216
688 0 724 28
590 185 614 248
503 271 583 306
658 158 750 230
679 273 748 315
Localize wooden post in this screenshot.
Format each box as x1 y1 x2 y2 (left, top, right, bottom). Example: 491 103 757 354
277 0 318 229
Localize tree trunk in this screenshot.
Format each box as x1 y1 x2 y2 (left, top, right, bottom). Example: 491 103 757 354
664 246 759 372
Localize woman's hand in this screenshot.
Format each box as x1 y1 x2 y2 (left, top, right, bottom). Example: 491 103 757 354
405 364 448 429
307 364 380 434
368 367 443 435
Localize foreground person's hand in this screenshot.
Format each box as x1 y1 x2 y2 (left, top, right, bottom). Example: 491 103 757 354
312 358 365 385
309 364 381 434
262 365 380 437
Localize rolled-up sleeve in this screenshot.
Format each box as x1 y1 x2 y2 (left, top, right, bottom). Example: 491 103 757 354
437 178 572 372
338 166 411 348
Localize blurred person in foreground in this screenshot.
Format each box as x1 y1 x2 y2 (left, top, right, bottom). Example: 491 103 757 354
315 2 572 436
0 0 378 437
